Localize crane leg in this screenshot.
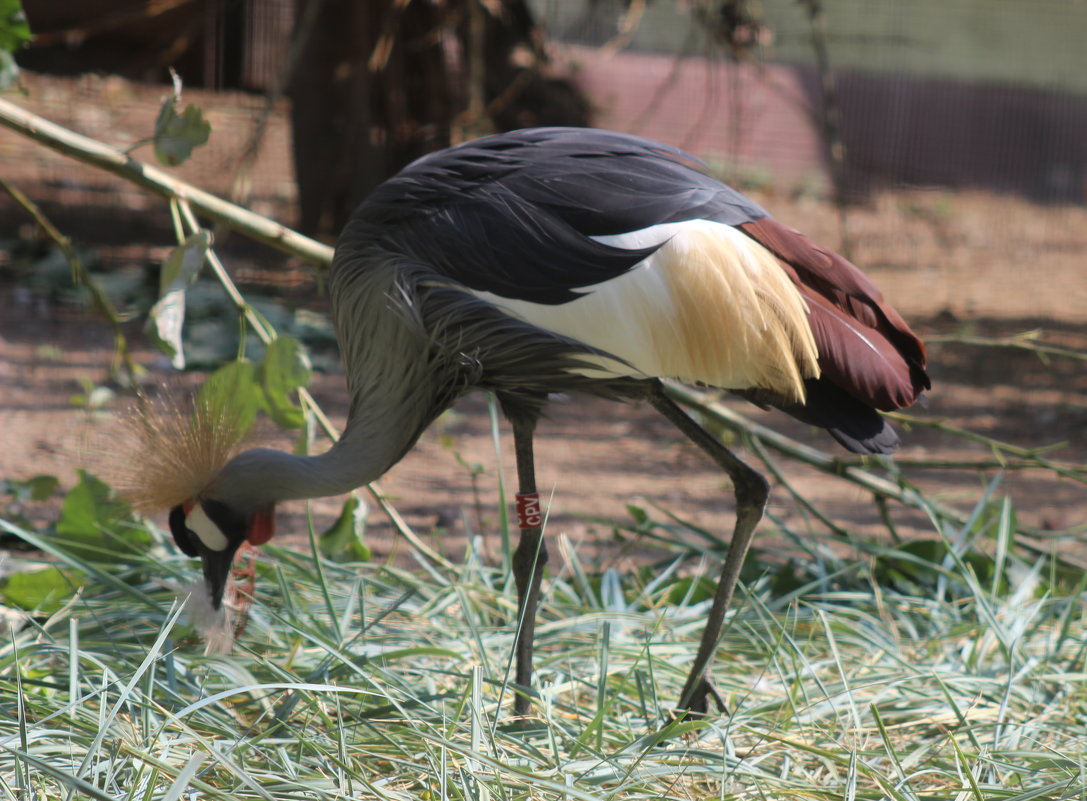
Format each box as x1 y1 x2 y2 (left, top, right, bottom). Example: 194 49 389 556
508 411 548 716
647 383 769 716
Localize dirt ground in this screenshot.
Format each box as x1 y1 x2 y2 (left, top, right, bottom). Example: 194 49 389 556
2 183 1086 574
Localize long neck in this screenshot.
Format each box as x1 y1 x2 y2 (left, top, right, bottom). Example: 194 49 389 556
213 249 456 512
210 401 433 512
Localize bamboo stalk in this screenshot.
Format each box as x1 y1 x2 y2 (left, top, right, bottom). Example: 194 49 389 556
0 97 333 266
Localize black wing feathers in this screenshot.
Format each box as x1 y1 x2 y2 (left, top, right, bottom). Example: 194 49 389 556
351 127 769 304
783 380 902 454
403 195 661 304
347 126 928 455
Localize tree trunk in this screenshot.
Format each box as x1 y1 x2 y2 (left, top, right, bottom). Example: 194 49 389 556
288 0 590 237
288 0 452 236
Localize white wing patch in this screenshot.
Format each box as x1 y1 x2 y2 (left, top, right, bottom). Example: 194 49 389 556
472 219 820 401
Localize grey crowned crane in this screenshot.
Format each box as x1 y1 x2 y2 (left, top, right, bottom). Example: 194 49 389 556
128 127 929 716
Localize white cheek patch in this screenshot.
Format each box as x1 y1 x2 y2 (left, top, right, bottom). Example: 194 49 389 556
186 503 229 552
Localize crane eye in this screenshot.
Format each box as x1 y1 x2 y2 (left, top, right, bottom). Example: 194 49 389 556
168 505 200 557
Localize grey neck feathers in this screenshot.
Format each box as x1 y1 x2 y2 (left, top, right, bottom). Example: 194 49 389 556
207 404 426 513
207 251 451 514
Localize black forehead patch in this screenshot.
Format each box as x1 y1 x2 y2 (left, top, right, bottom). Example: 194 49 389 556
168 505 199 557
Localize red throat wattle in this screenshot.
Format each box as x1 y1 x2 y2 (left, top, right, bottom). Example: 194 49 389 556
247 508 275 545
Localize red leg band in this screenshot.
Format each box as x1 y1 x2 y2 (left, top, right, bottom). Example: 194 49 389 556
515 492 543 530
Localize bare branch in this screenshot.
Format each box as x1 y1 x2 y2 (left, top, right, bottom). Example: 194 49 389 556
927 331 1087 364
0 175 140 385
663 382 1087 567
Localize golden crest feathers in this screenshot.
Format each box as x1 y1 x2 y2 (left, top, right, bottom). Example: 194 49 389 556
109 389 251 514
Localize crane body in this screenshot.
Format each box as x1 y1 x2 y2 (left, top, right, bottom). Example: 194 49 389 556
130 127 929 716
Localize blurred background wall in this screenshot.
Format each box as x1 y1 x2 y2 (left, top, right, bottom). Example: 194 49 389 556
7 0 1085 238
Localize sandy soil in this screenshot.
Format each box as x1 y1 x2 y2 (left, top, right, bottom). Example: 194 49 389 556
2 186 1086 576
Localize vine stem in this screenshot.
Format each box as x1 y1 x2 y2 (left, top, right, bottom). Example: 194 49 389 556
0 175 141 385
662 382 1087 566
927 331 1087 364
172 200 452 570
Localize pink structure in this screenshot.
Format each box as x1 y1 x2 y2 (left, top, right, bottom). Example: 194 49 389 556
558 44 830 187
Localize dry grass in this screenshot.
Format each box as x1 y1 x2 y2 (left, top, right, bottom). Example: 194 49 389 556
2 473 1086 800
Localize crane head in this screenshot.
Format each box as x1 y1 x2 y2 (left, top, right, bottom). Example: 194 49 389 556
167 498 275 610
111 391 269 617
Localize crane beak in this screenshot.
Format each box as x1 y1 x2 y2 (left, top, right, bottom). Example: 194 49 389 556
196 538 243 611
169 501 246 611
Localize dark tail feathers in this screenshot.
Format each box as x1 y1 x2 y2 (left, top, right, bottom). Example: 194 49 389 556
738 379 902 455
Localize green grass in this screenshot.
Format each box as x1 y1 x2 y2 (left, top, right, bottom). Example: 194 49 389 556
2 490 1086 800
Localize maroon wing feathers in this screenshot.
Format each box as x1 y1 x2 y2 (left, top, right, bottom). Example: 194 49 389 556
800 288 921 410
738 218 929 412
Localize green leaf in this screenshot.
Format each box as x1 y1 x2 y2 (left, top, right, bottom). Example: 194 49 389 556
259 336 312 430
153 74 211 167
28 474 59 500
626 504 650 527
0 474 58 503
0 0 31 52
2 567 84 614
0 0 29 89
319 495 371 562
160 230 211 293
26 473 56 499
197 360 263 440
665 576 716 607
146 230 211 368
54 470 149 562
873 539 999 594
56 471 132 535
